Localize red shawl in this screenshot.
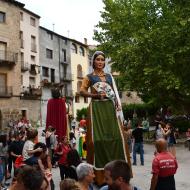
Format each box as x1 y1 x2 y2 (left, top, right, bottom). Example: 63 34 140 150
46 98 67 140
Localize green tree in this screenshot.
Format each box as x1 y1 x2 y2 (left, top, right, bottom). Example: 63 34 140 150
76 108 88 121
94 0 190 113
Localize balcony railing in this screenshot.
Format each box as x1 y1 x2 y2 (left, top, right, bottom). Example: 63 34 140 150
60 74 74 82
21 61 29 72
0 50 17 66
20 86 42 99
0 86 13 97
31 43 37 52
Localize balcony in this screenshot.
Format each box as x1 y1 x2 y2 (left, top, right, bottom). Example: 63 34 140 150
77 71 84 79
0 86 13 97
21 61 29 72
31 43 37 52
29 64 40 75
60 74 74 82
0 50 17 67
20 86 42 100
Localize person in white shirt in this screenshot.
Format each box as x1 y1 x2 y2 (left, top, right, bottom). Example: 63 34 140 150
22 128 42 165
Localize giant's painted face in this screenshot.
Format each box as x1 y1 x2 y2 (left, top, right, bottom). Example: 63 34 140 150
93 54 105 70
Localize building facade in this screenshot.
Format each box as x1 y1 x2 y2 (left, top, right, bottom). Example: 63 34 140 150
0 0 23 130
70 39 90 117
19 6 41 123
39 27 73 126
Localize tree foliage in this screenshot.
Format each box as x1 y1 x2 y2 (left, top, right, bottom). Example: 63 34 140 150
94 0 190 113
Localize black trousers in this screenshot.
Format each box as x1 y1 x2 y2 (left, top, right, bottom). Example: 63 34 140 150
59 164 68 180
156 175 176 190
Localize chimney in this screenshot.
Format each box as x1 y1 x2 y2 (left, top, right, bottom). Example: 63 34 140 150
84 38 88 45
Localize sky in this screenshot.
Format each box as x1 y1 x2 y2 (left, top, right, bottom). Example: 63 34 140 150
18 0 104 45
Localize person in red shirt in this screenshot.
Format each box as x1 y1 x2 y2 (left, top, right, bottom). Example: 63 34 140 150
150 138 178 190
56 136 71 180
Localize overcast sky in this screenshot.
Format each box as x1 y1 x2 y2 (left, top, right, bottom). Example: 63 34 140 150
18 0 104 45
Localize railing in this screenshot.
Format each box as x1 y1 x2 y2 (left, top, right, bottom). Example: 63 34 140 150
31 43 37 52
21 61 29 71
0 86 13 97
20 86 42 99
0 50 17 64
60 73 74 81
20 39 24 48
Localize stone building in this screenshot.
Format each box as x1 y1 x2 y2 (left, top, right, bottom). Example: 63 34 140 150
0 0 41 130
0 0 23 130
39 26 73 126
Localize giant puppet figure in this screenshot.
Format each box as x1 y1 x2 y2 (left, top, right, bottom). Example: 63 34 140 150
46 88 67 140
80 51 131 185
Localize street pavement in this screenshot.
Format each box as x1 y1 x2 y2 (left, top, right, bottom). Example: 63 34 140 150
38 127 190 190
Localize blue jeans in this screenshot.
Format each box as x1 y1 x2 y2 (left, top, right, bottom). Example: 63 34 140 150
0 156 6 183
133 142 144 165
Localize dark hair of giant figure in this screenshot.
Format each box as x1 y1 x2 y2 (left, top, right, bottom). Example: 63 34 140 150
51 88 61 98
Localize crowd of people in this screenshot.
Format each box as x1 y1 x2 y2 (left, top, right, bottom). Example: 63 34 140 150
0 115 180 190
0 50 185 190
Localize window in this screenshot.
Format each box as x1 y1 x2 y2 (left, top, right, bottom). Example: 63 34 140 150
62 49 66 62
29 76 35 86
20 12 23 21
77 64 83 78
84 97 88 103
50 69 55 83
0 12 5 23
19 31 23 39
63 38 67 45
31 36 36 52
79 47 85 56
47 32 53 40
21 75 23 85
71 43 77 54
77 81 82 92
46 48 53 59
21 52 24 62
20 31 24 48
30 17 36 26
31 55 35 64
42 67 49 77
75 96 80 103
0 42 7 60
0 73 6 89
21 110 27 118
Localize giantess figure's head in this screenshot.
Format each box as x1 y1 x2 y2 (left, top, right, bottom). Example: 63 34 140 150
92 51 105 70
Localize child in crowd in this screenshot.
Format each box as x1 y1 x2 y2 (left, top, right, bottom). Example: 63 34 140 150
69 131 76 149
22 128 42 165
